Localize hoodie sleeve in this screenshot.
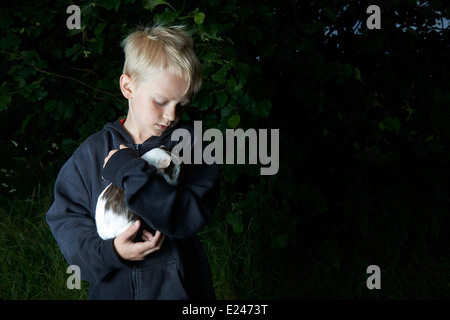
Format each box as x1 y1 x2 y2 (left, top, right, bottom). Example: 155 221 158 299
102 147 220 239
46 156 127 284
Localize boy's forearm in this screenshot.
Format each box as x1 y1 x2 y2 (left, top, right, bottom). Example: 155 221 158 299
102 147 220 239
102 147 153 189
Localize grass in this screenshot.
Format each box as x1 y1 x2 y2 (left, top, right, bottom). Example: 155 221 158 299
199 211 269 299
0 184 89 299
1 183 449 299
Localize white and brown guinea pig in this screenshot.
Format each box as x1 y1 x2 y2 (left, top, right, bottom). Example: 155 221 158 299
95 146 181 240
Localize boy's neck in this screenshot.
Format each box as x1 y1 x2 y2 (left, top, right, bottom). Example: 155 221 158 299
122 117 152 145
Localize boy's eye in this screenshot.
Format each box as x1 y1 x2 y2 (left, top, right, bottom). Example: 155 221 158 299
153 99 188 110
154 99 166 106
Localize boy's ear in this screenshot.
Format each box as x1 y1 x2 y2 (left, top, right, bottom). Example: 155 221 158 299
119 74 133 99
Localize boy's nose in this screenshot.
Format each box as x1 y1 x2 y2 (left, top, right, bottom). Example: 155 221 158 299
163 104 176 122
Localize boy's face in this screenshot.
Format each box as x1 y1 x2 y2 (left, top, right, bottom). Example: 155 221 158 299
120 70 190 141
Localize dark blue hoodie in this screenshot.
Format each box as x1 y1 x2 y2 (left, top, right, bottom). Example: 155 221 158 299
46 119 220 300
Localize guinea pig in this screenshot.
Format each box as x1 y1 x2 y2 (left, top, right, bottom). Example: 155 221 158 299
95 146 181 240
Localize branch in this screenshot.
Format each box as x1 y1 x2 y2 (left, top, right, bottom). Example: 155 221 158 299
69 67 100 77
32 66 123 103
0 50 123 103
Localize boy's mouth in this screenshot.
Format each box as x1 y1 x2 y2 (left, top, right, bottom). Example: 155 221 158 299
156 124 169 131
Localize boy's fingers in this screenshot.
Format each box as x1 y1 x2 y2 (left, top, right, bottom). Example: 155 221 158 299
141 229 154 241
114 224 164 260
140 232 165 257
154 234 165 250
141 229 164 243
119 220 140 241
141 243 163 256
153 231 164 245
136 240 159 256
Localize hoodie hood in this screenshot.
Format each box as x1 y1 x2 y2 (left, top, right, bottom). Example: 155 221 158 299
103 119 192 156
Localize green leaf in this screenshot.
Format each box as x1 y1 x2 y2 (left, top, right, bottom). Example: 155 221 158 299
34 87 48 101
202 51 220 63
252 98 272 118
232 60 250 78
21 113 33 133
211 64 231 83
194 12 205 25
229 77 246 92
214 91 228 109
0 88 11 111
153 7 179 25
17 67 36 79
354 67 362 82
61 138 77 152
193 91 213 111
56 101 74 120
35 59 48 69
276 233 289 248
258 5 274 20
91 38 104 54
228 113 240 129
96 0 120 11
94 23 107 38
379 117 401 133
180 111 190 122
0 16 14 29
23 50 40 66
18 82 39 98
208 0 221 7
0 33 21 49
65 43 82 60
44 100 58 112
226 212 244 234
220 104 234 119
142 0 169 11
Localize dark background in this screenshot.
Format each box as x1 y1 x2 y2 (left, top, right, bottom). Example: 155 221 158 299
0 0 449 299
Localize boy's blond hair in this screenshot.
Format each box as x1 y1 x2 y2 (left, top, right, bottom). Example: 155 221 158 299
121 25 202 96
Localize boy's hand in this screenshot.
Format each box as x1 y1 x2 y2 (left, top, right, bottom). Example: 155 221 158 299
103 144 128 168
113 220 165 261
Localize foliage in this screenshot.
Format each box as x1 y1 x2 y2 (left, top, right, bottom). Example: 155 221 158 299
1 0 449 299
0 184 89 299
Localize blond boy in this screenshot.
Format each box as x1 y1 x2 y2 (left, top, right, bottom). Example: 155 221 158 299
47 25 220 299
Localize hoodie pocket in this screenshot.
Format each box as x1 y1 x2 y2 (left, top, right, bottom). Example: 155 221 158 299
136 260 189 300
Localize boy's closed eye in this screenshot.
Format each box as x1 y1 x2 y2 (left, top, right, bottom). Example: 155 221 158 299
153 99 166 107
153 99 186 107
153 99 188 111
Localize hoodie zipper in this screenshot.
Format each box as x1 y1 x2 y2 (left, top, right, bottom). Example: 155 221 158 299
132 145 140 299
134 144 142 156
131 265 137 299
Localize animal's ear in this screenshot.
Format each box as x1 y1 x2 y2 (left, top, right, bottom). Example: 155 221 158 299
159 145 168 151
